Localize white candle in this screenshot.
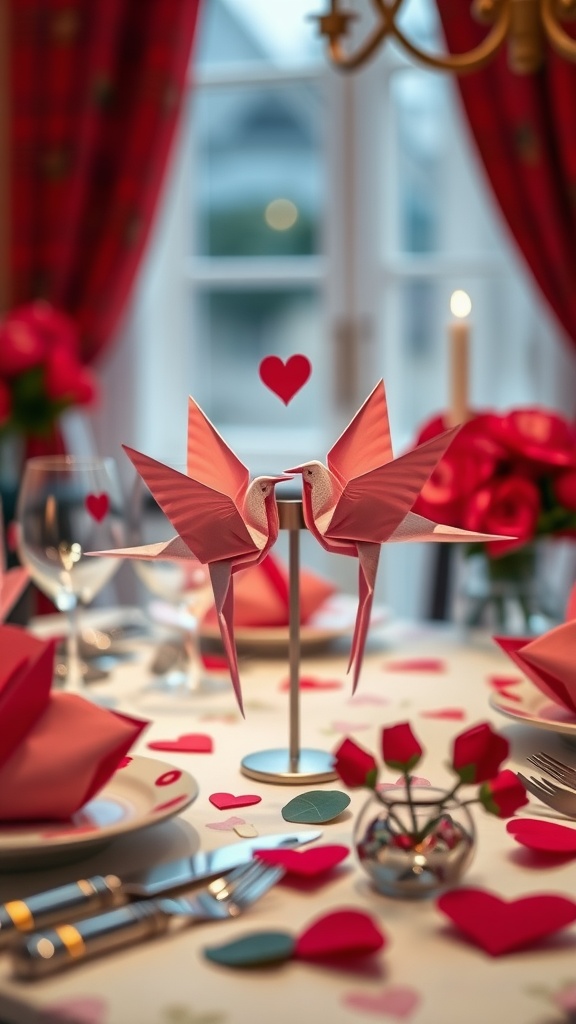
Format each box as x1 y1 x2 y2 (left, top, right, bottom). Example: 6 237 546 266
448 290 472 427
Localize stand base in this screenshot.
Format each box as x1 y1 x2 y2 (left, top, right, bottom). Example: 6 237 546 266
240 748 337 785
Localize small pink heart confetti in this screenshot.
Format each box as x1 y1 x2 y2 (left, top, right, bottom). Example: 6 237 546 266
330 720 370 732
347 693 389 705
209 792 262 810
85 493 109 522
147 733 213 754
259 354 311 405
420 708 466 721
343 985 421 1019
383 658 445 672
42 998 108 1024
279 675 342 692
206 816 246 831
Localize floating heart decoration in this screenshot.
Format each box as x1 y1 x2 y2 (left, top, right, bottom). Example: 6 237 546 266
85 492 109 522
507 818 576 853
147 733 213 754
259 354 311 405
295 909 386 960
342 985 421 1019
255 844 349 878
437 887 576 956
209 792 262 810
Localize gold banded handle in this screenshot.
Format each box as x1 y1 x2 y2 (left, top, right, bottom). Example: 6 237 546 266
0 875 124 945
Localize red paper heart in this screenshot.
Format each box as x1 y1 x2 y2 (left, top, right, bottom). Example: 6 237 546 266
507 818 576 853
343 985 420 1019
209 792 262 810
147 734 213 753
295 909 386 961
85 492 109 522
437 887 576 956
255 844 349 878
259 354 311 405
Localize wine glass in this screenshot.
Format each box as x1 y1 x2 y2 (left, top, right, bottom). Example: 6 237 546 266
16 456 125 694
128 470 213 694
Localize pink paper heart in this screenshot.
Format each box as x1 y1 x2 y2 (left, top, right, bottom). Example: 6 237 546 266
42 997 108 1024
507 818 576 853
255 844 349 878
280 676 342 692
209 792 262 810
420 708 466 721
437 887 576 955
295 909 386 960
330 720 370 732
343 985 421 1019
384 658 445 672
147 733 213 753
259 354 311 405
85 492 110 522
206 816 245 831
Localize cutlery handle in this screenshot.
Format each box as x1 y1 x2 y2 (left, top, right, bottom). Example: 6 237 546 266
11 902 167 979
0 875 126 946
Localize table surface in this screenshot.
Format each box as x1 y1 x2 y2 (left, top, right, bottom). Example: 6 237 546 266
0 616 575 1024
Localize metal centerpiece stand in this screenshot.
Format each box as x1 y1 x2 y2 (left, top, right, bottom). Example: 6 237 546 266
240 499 338 784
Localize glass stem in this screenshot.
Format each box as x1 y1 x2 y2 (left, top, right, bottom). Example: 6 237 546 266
65 599 84 695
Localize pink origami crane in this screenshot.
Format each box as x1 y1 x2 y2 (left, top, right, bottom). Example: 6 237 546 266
287 380 509 692
97 398 288 714
0 625 146 820
495 623 576 715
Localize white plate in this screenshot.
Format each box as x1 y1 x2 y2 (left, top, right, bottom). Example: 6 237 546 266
200 593 389 655
0 756 198 870
490 683 576 740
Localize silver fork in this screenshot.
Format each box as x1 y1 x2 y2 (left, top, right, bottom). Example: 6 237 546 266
11 859 284 980
517 772 576 818
527 752 576 791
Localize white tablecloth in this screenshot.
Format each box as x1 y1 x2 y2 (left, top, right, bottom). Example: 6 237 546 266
0 619 574 1024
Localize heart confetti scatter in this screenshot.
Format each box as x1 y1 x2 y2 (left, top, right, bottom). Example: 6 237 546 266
147 734 213 754
209 792 262 810
436 887 576 956
205 816 245 831
258 354 311 405
85 493 110 522
507 818 576 853
281 790 350 824
342 985 421 1019
255 844 349 878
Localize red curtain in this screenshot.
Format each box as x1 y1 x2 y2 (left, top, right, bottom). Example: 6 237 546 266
435 1 576 350
8 0 202 364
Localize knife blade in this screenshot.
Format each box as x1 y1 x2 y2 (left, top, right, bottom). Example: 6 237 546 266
0 829 321 945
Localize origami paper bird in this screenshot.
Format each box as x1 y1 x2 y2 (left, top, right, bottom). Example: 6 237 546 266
286 380 508 692
96 398 289 714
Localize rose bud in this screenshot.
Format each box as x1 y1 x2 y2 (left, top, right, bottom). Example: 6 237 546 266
479 770 529 818
451 722 509 784
381 722 423 772
333 737 378 789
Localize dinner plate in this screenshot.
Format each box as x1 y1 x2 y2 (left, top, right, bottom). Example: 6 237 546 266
0 755 198 870
200 593 389 655
490 682 576 740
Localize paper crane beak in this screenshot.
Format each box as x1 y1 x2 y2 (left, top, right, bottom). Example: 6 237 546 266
270 475 293 483
283 465 304 475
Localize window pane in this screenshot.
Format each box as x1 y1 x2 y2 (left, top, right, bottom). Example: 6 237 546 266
192 83 324 258
194 287 327 435
197 0 323 69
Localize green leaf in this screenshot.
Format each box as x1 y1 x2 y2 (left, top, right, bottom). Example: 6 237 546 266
281 790 351 824
204 931 295 968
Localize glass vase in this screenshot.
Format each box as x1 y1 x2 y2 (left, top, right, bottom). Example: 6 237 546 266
458 543 553 635
354 786 475 899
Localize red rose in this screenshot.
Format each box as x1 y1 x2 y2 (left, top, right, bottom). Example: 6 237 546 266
0 317 45 376
554 469 576 513
333 737 378 788
0 377 11 426
44 349 97 407
463 475 540 556
381 722 423 772
491 408 576 468
479 770 528 817
451 722 509 784
14 301 79 354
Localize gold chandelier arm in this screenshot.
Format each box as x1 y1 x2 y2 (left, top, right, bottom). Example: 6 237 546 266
391 6 511 74
541 0 576 61
327 22 391 70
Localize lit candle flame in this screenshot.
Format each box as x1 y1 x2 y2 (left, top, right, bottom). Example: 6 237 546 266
450 290 472 319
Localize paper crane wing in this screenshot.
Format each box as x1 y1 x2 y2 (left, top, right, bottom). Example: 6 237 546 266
123 446 257 564
387 511 509 544
187 397 250 502
91 535 196 562
327 380 394 488
327 428 460 543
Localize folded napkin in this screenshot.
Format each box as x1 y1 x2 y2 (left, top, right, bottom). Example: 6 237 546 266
0 625 147 820
202 553 336 629
0 566 29 622
494 622 576 714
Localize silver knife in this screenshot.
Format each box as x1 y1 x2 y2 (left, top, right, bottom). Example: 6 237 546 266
0 829 321 945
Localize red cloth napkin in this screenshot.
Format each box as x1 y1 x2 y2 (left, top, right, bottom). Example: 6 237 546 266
0 625 147 820
202 553 336 628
